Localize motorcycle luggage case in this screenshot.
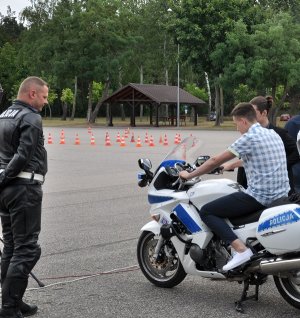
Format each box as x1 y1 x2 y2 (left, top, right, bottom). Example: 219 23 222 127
256 203 300 255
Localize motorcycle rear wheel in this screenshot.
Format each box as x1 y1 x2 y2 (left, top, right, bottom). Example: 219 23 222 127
274 274 300 309
137 231 186 288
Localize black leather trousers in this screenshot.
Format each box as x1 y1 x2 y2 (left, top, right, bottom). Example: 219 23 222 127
0 183 42 308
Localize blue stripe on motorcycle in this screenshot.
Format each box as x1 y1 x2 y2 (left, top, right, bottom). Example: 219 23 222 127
174 204 201 233
158 160 185 168
148 195 174 204
257 209 300 232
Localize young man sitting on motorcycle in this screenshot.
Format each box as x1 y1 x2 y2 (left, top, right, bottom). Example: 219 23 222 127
179 102 290 271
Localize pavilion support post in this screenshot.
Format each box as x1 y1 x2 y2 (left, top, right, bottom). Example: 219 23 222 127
150 103 153 126
194 105 198 126
107 103 113 126
130 101 136 127
155 103 159 127
171 104 175 126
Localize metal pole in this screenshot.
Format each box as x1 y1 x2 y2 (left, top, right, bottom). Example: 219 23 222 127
177 43 180 128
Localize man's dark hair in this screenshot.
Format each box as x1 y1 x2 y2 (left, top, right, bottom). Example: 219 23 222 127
231 102 257 122
250 95 273 114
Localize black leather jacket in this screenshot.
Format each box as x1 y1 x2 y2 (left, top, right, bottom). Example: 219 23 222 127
0 100 47 184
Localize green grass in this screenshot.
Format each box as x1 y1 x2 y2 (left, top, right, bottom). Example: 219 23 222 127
42 116 287 129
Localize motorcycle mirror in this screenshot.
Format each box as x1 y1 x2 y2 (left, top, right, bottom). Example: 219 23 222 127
138 158 152 171
195 155 210 167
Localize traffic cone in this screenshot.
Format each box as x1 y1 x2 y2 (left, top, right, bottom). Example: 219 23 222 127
130 133 135 143
90 133 96 145
59 134 65 145
74 133 80 145
136 136 142 147
47 133 53 144
149 135 155 147
105 133 112 146
124 128 129 138
116 132 121 142
159 135 163 144
163 134 168 146
174 133 179 144
120 136 126 147
144 132 149 143
177 134 182 144
88 126 92 134
60 129 65 138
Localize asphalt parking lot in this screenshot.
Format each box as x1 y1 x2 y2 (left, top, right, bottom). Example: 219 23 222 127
21 126 300 318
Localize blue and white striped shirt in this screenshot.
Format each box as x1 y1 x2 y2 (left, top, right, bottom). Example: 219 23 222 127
228 123 290 206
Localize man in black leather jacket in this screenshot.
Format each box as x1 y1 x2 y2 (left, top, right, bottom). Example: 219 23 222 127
0 77 48 318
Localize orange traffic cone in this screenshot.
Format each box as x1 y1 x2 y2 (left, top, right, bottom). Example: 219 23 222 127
124 128 129 138
60 129 65 138
59 135 65 145
163 134 168 146
159 135 163 144
149 135 155 147
130 133 135 143
116 132 121 142
144 132 149 143
136 136 142 147
74 133 80 145
174 133 179 144
90 133 96 145
177 134 182 144
120 136 126 147
88 126 92 134
47 133 53 144
105 133 112 146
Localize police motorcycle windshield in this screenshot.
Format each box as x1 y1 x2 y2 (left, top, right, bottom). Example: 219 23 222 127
156 136 202 171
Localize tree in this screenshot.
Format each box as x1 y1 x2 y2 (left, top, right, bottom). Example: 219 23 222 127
60 88 73 120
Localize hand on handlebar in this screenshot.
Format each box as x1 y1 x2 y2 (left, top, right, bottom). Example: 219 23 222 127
179 171 190 181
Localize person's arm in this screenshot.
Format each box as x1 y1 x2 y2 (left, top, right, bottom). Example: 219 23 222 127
273 126 299 168
180 150 236 180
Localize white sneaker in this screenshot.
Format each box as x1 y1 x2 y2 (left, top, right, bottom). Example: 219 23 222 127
223 248 253 271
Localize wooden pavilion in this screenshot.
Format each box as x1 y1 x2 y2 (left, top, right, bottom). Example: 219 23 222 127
102 83 206 127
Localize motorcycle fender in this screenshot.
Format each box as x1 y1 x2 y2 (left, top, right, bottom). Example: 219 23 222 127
140 220 161 235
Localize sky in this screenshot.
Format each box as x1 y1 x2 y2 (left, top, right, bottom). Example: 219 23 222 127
0 0 31 17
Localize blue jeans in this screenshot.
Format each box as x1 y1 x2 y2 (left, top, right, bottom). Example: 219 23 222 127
199 192 265 244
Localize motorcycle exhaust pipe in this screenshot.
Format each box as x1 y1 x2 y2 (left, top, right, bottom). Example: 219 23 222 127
257 257 300 275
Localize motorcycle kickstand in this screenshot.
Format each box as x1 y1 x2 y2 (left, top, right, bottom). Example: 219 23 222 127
235 279 259 313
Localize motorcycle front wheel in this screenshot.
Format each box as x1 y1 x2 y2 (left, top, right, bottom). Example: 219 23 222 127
274 274 300 309
137 231 186 288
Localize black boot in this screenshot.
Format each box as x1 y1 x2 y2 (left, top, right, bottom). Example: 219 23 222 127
19 302 37 317
0 278 28 318
0 307 23 318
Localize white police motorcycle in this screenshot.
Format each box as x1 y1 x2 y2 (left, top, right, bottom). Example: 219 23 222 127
137 136 300 312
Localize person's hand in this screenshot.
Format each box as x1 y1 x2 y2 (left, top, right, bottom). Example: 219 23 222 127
179 171 190 181
221 162 235 172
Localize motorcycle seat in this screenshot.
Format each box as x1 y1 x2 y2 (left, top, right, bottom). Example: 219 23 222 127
229 196 292 227
229 209 264 227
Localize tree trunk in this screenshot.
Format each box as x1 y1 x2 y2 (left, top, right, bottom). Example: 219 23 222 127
89 78 111 123
86 81 93 122
269 83 289 126
61 102 67 121
70 75 77 121
205 72 212 114
219 74 224 124
214 82 221 126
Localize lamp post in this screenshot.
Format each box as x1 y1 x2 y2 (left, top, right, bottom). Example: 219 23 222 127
176 43 180 128
167 8 180 128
